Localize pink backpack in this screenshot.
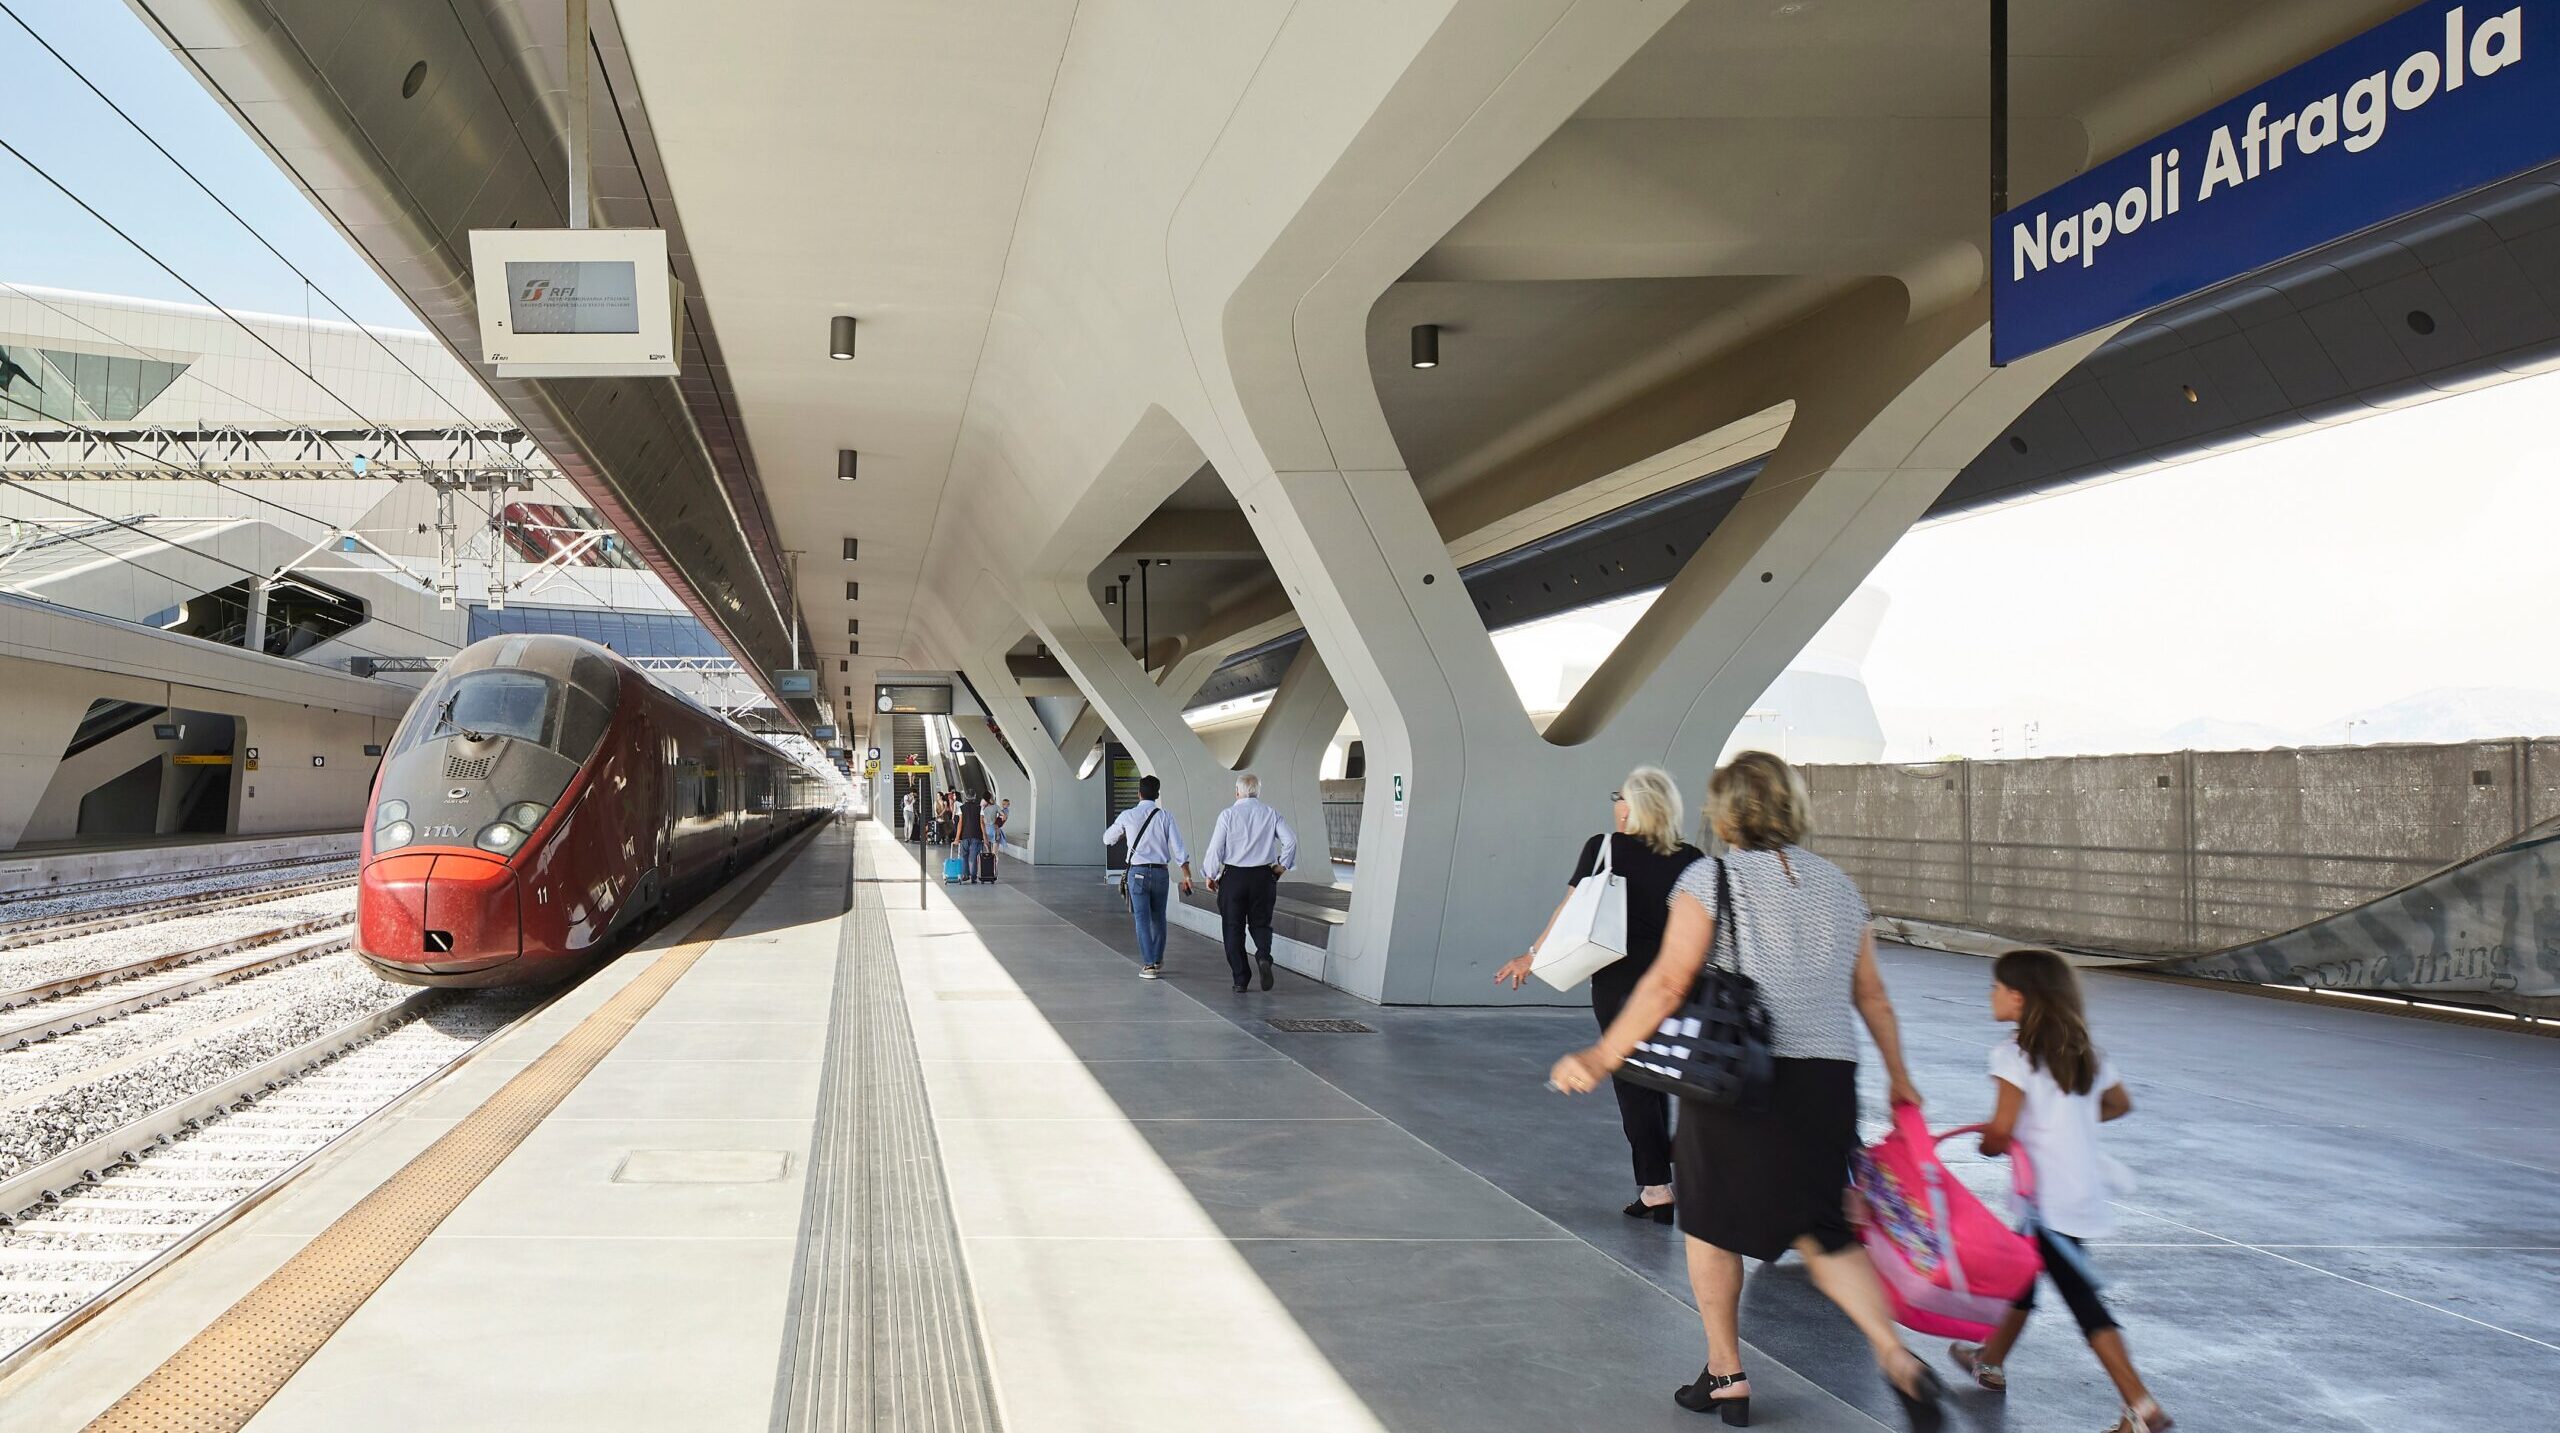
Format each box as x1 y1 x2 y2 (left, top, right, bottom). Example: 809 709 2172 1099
1848 1104 2043 1340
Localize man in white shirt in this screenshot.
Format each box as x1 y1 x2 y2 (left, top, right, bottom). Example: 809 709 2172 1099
1202 772 1298 992
1102 775 1193 979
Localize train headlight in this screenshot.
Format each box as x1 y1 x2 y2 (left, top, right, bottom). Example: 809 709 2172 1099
475 821 525 854
377 820 416 851
377 799 409 826
501 802 549 830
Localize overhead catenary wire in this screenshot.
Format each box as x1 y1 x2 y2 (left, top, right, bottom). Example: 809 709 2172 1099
0 4 599 593
0 3 786 702
0 1 788 637
0 469 473 661
0 144 614 614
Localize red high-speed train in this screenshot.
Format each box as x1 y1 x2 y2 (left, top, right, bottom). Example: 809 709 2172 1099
356 633 830 987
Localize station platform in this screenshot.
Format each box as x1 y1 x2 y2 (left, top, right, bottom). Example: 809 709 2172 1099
7 816 2554 1432
0 830 355 894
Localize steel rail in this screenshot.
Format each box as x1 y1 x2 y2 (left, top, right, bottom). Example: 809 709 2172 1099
0 979 570 1378
0 928 351 1047
0 877 352 954
0 915 350 1015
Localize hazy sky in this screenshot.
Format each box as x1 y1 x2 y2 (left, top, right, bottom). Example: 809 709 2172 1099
0 0 414 327
1862 367 2560 738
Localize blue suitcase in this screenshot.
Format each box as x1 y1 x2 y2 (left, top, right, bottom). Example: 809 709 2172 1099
943 856 966 883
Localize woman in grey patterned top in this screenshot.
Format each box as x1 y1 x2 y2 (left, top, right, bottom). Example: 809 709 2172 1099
1549 751 1939 1427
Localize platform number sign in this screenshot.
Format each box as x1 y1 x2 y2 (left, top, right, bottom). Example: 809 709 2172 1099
1392 773 1406 818
868 747 882 763
950 736 972 755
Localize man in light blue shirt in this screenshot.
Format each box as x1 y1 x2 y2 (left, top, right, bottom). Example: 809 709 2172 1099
1202 772 1298 991
1102 775 1192 979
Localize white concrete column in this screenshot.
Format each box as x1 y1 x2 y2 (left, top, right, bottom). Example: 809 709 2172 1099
1022 570 1234 871
1223 293 2103 1003
953 651 1108 865
1233 640 1346 875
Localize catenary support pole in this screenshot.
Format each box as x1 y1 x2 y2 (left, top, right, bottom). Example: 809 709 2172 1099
567 0 592 229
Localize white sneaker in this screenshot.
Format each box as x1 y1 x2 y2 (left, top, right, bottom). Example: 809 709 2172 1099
1139 966 1161 980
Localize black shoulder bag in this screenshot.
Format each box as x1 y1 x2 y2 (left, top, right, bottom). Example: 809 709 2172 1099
1612 857 1776 1111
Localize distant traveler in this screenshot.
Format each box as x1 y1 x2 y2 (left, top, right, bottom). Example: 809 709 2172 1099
978 795 1002 881
1546 751 1940 1427
1202 773 1299 992
1103 775 1192 979
956 790 987 884
901 788 918 841
1498 766 1699 1223
1952 949 2172 1433
993 798 1012 858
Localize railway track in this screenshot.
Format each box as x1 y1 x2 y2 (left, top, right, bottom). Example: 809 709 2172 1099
0 873 352 955
0 885 357 1001
0 857 354 948
0 977 543 1370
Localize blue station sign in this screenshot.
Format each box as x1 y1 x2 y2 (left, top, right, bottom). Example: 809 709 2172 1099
1993 1 2552 365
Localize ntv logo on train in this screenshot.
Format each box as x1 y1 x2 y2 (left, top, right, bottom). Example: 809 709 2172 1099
1994 3 2546 364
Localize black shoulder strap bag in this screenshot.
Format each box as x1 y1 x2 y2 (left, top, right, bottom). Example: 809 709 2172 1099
1613 857 1776 1111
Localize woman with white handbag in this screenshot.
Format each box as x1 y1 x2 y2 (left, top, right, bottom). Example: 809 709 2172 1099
1497 766 1702 1223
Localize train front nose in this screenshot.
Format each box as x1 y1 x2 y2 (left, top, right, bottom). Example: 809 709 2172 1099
358 851 523 984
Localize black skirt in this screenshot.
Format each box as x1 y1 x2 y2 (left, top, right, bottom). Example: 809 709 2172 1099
1672 1057 1860 1261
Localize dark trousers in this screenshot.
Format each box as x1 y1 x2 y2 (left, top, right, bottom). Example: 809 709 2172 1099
1593 973 1674 1187
1217 865 1281 986
2015 1228 2119 1336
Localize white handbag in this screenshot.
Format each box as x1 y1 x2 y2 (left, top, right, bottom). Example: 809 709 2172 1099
1530 835 1631 989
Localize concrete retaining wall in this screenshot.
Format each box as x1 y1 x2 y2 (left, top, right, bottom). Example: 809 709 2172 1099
1318 739 2560 957
1801 739 2560 956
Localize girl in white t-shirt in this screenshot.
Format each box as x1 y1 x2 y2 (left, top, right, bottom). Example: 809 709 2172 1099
1951 949 2173 1433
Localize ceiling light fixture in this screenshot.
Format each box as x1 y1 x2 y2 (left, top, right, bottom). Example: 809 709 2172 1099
837 448 858 481
829 315 857 360
1410 323 1439 369
1104 587 1118 606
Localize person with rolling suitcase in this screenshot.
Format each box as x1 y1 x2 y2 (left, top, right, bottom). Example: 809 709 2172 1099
956 789 987 884
976 795 1000 882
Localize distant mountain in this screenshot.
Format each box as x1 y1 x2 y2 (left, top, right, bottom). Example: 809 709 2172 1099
1880 687 2560 762
2161 716 2295 751
2322 687 2560 746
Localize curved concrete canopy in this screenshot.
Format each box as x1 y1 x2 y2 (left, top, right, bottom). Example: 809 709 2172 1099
150 0 2495 997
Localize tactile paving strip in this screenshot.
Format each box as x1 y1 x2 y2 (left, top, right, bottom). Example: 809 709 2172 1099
71 840 811 1433
769 831 1000 1432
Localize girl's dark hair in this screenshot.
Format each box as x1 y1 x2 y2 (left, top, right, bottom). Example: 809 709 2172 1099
1993 948 2098 1096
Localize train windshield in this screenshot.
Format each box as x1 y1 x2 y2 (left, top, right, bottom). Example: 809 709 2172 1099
431 671 555 745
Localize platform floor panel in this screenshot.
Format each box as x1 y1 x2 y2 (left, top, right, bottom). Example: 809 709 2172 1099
969 840 2560 1433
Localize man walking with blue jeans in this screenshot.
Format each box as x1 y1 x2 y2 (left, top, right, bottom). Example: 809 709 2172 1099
1103 775 1193 978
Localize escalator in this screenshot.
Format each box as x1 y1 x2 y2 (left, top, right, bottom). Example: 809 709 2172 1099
63 699 168 759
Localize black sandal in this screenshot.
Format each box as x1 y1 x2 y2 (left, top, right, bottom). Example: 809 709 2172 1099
1886 1354 1944 1431
1674 1368 1750 1426
1622 1199 1675 1225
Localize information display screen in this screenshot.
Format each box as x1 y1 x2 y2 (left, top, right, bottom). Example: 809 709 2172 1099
873 683 954 715
504 260 641 335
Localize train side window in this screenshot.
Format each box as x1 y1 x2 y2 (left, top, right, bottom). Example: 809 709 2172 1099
569 652 621 706
557 689 610 762
696 745 722 820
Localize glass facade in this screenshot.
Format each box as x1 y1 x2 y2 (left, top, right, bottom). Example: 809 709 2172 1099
0 344 188 422
467 602 725 658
